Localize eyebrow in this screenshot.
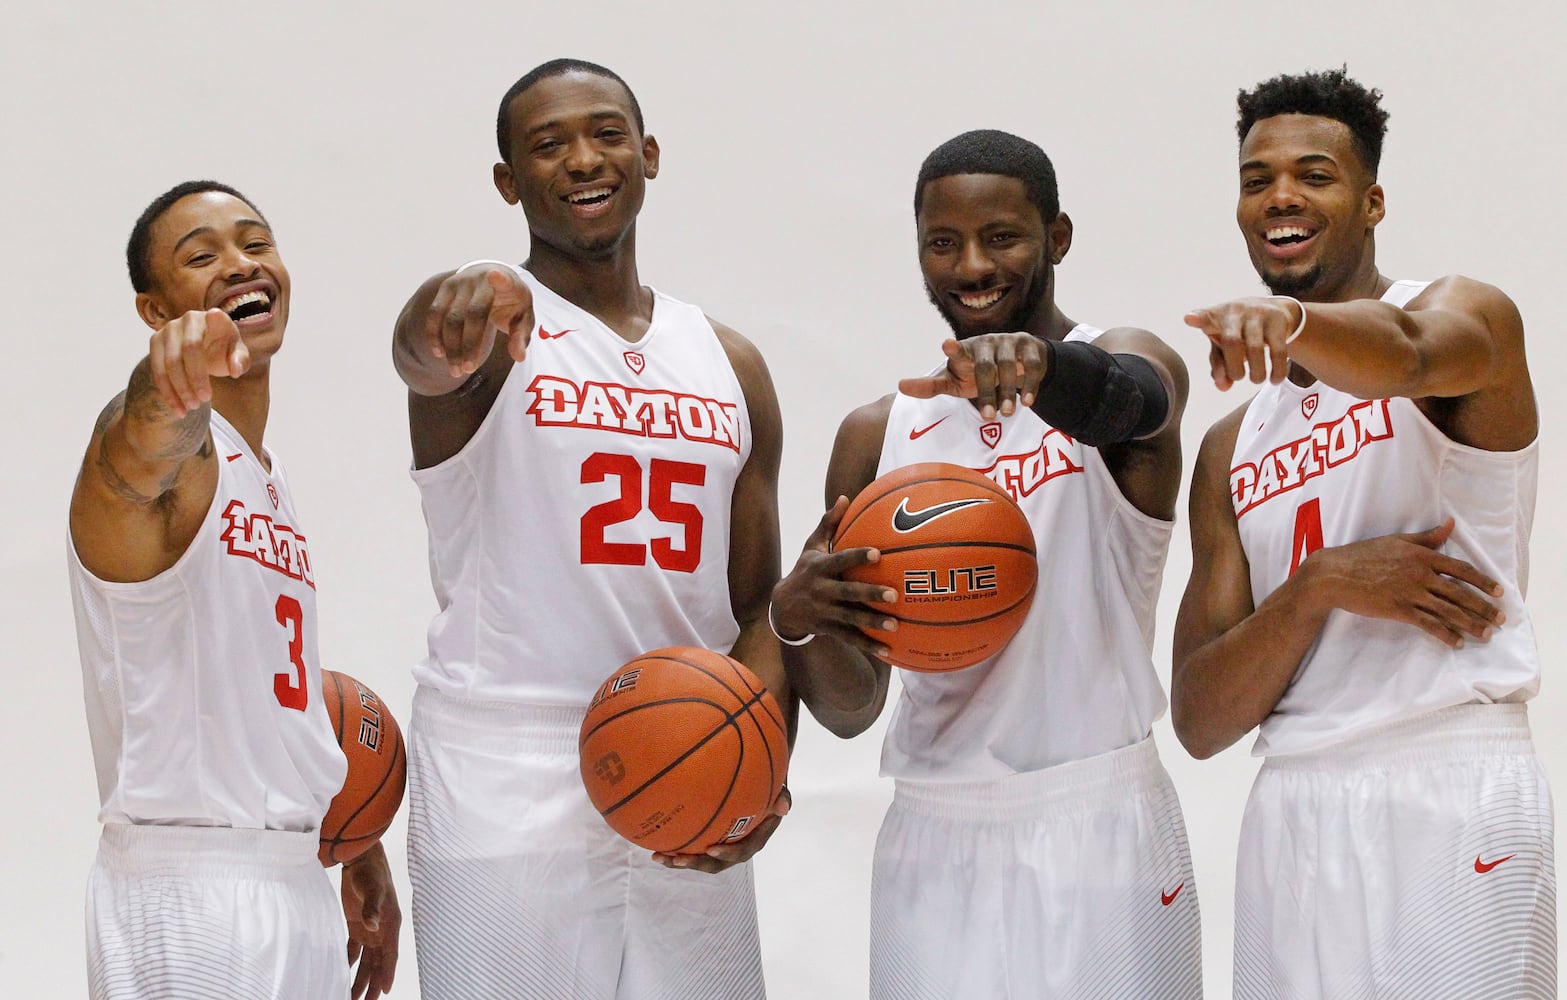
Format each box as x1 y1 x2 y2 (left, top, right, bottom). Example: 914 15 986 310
1240 153 1338 172
523 109 631 139
171 218 269 255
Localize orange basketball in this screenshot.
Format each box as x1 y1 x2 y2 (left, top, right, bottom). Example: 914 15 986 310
834 462 1037 672
318 670 407 865
579 647 789 855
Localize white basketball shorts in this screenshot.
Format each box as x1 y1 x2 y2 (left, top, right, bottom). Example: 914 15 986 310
870 736 1202 999
86 823 348 1000
406 686 766 1000
1235 703 1557 999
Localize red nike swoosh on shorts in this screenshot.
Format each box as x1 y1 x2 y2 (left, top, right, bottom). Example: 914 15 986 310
909 417 949 440
1475 853 1516 874
1161 882 1184 906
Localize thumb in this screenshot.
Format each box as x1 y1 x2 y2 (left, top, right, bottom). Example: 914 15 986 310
352 864 384 930
1183 309 1213 331
810 495 850 550
1409 517 1456 549
897 375 947 399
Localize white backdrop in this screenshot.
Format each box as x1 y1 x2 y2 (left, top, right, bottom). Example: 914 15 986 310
3 1 1564 996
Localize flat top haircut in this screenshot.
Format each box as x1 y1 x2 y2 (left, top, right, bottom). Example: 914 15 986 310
495 58 646 161
915 129 1060 223
126 180 267 293
1237 68 1390 176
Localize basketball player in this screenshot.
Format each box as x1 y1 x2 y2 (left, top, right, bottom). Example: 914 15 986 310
68 182 400 999
1173 68 1554 997
769 130 1202 998
391 60 789 999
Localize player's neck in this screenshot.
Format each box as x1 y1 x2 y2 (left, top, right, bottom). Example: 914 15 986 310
211 372 272 467
526 233 653 342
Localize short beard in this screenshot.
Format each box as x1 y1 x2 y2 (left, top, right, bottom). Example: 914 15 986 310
1261 263 1323 298
925 279 1045 339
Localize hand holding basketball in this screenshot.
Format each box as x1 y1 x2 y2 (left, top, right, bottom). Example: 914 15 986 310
653 785 792 874
422 263 535 377
770 495 899 657
897 334 1049 420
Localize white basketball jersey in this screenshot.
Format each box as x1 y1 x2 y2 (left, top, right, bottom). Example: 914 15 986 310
412 266 749 705
877 325 1174 781
1232 280 1540 756
69 412 346 831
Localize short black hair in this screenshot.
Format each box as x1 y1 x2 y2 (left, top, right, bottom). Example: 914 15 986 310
1237 68 1390 176
126 180 267 293
496 58 645 162
915 129 1060 224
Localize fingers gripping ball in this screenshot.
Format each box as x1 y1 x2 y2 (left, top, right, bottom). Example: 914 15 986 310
318 671 408 865
835 462 1037 671
580 648 789 855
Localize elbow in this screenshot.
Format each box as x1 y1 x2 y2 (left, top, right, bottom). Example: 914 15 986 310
811 704 877 740
1170 687 1232 760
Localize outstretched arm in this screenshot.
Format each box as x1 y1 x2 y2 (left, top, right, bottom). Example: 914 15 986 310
70 309 249 583
1171 410 1507 759
1186 275 1535 452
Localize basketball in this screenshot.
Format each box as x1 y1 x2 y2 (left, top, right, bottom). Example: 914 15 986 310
579 647 789 855
318 670 407 865
834 462 1037 671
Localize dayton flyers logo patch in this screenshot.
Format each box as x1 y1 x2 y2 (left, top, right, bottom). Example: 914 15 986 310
1301 393 1319 420
623 351 646 374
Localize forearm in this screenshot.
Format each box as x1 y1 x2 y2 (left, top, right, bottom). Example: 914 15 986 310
1290 298 1489 400
1172 567 1332 758
98 359 211 503
1031 341 1171 446
782 638 886 739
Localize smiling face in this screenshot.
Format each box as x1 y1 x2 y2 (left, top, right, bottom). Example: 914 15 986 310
493 71 659 260
135 190 290 358
917 173 1069 339
1237 113 1385 300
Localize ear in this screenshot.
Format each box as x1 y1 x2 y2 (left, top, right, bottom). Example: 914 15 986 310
134 291 168 330
1047 212 1074 265
1365 182 1386 229
642 134 660 180
493 162 520 205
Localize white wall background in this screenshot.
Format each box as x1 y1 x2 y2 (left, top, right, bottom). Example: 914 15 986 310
3 1 1563 996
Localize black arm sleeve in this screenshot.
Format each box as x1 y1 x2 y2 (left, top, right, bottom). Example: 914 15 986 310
1031 339 1170 446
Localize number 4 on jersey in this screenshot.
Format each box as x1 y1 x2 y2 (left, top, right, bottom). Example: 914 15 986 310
1289 498 1325 576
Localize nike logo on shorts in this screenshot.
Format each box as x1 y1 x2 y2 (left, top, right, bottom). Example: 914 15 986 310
891 496 991 533
1161 882 1184 906
1475 853 1516 874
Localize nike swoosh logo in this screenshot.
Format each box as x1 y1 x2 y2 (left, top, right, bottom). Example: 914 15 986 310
1475 854 1516 874
909 417 949 440
1161 882 1184 906
891 496 991 533
537 326 575 340
225 453 243 463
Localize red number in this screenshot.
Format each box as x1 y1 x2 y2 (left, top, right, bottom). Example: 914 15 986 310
581 452 647 566
1289 498 1325 576
274 594 308 711
580 453 706 573
648 459 706 572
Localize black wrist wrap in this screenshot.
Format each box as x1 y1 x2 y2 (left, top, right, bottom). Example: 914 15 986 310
1034 339 1170 446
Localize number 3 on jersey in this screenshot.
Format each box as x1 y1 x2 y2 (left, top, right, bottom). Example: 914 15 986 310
274 595 309 711
580 452 705 572
1289 498 1325 576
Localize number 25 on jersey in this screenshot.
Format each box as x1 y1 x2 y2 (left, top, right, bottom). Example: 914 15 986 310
580 452 705 572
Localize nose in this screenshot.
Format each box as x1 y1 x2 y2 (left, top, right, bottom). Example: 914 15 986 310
219 244 261 280
564 134 606 176
953 239 996 284
1263 174 1307 215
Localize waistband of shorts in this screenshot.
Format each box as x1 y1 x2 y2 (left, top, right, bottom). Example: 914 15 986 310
1263 703 1534 772
890 736 1166 821
412 684 585 754
97 823 321 874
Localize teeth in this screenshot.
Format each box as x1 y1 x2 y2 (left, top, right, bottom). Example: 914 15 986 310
1266 226 1313 242
220 290 271 315
567 187 614 204
957 289 1005 309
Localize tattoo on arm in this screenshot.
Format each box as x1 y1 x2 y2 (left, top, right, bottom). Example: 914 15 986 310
93 360 211 505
